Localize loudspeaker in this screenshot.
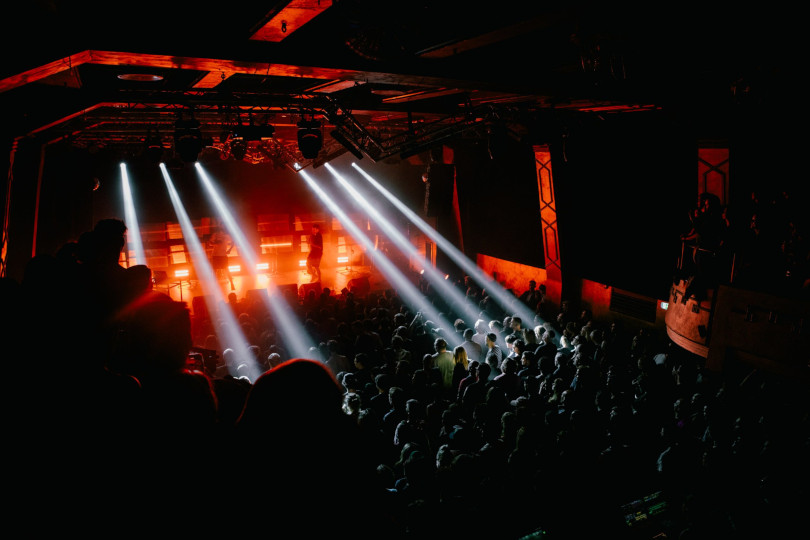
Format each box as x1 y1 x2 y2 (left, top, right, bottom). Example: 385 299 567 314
274 283 299 300
299 282 322 298
246 288 269 304
192 295 213 319
152 269 168 285
347 276 370 296
426 163 455 217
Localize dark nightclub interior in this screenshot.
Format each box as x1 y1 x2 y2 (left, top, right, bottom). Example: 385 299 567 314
2 3 808 538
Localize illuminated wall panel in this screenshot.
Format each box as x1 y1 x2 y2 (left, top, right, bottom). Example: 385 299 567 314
535 145 561 306
698 147 729 205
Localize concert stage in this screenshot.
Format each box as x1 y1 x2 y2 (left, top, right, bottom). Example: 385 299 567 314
156 258 407 317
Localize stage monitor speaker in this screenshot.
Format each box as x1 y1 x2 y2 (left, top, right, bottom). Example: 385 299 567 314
192 295 213 320
347 276 370 296
274 283 300 300
246 288 269 304
299 282 322 298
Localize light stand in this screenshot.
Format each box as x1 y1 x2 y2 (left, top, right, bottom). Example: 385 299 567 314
339 247 360 276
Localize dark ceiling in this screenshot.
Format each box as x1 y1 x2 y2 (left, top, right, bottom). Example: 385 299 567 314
1 1 800 170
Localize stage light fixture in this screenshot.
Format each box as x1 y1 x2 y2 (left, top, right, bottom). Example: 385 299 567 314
174 117 203 163
297 118 323 159
231 138 248 161
257 123 275 139
233 116 275 142
144 127 165 163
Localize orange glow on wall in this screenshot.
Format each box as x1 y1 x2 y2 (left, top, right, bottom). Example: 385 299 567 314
476 254 547 295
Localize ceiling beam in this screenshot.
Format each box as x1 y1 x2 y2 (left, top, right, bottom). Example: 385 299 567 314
250 0 335 42
0 51 93 93
192 71 236 89
416 15 568 59
1 49 557 99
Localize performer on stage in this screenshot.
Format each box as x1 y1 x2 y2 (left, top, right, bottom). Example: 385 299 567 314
208 225 235 290
306 223 323 283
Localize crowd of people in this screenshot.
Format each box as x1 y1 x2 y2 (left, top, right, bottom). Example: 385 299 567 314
679 189 809 303
2 217 808 538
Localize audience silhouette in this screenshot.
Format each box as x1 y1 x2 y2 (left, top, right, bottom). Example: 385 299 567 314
5 217 809 539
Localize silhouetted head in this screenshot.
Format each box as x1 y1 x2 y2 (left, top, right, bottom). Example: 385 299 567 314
237 358 343 434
